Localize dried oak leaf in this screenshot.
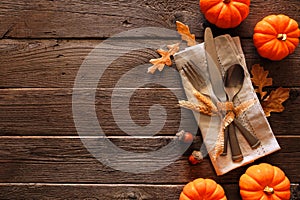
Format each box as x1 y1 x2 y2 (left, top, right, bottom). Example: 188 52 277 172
176 21 196 46
148 43 180 74
261 87 290 117
251 64 272 100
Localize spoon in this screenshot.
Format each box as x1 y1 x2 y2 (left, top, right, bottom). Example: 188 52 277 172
224 64 244 161
223 64 261 161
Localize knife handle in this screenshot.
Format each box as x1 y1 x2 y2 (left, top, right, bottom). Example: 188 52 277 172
221 127 229 156
229 123 243 162
233 119 261 149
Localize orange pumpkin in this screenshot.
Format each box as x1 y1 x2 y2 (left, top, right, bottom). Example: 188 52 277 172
253 14 300 61
199 0 250 29
180 178 227 200
239 163 291 200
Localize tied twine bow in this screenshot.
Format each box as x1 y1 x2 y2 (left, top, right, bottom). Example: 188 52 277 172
179 89 257 160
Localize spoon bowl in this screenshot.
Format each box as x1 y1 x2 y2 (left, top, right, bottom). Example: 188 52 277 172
224 64 244 101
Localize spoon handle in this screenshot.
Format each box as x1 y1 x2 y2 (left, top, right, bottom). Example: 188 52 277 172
228 123 243 162
233 119 261 149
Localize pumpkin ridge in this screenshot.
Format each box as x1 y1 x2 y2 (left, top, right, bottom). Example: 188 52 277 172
253 33 276 48
257 40 279 60
231 2 248 19
264 21 278 35
233 0 250 6
274 191 291 200
285 40 298 53
283 19 295 34
229 4 243 26
205 2 224 25
219 4 229 20
191 182 202 199
241 174 263 191
210 184 225 199
268 41 287 60
286 29 300 39
273 177 290 191
217 4 232 28
204 179 218 198
254 21 277 35
264 15 282 33
240 190 264 199
276 15 290 33
183 182 199 199
278 38 290 57
270 166 285 187
201 0 221 13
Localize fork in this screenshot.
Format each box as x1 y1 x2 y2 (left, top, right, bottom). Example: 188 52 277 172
180 61 231 154
181 61 206 92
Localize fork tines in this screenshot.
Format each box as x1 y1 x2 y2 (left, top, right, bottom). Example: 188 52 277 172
182 61 204 92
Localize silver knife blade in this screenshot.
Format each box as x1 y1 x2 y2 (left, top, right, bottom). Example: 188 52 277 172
204 27 227 102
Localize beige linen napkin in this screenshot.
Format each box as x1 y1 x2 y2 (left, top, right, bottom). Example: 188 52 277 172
174 35 280 175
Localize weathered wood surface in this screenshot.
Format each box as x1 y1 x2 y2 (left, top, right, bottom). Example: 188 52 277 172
0 183 299 200
0 0 299 199
0 39 299 88
0 88 299 136
0 136 299 183
0 0 299 38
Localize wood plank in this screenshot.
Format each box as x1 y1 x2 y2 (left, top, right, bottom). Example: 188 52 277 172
0 88 197 136
0 88 299 136
0 136 298 183
0 39 299 88
0 183 298 200
0 0 299 38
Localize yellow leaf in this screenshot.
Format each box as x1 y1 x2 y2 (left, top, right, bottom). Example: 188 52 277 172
148 43 180 74
251 64 272 99
261 87 290 117
176 21 196 46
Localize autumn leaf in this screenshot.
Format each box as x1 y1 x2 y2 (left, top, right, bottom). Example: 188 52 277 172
148 43 180 74
176 21 197 46
251 64 290 117
251 64 272 100
261 87 290 117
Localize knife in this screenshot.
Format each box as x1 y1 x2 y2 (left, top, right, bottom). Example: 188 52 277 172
204 27 243 161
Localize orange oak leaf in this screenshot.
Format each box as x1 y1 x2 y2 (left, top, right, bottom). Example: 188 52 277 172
148 43 180 74
251 64 273 100
176 21 196 46
261 87 290 117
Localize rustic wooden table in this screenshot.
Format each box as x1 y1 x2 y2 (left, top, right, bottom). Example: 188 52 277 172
0 0 299 199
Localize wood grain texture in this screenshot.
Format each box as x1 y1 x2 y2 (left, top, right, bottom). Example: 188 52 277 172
0 88 299 136
0 0 299 38
0 0 299 198
0 183 299 200
0 39 299 88
0 136 298 183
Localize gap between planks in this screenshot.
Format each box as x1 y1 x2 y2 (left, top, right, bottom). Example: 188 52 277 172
0 135 299 139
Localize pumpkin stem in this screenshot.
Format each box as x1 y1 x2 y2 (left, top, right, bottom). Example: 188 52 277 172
263 186 274 195
223 0 231 3
277 33 287 41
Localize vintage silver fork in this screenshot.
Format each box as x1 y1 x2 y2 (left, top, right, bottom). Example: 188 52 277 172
180 60 231 155
181 60 206 92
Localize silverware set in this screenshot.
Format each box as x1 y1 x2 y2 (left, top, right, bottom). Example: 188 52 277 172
180 27 260 162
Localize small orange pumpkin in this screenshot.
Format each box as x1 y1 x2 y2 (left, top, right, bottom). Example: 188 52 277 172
180 178 227 200
239 163 291 200
253 14 300 61
199 0 250 29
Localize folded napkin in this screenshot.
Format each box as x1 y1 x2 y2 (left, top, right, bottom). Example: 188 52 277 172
174 35 280 175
